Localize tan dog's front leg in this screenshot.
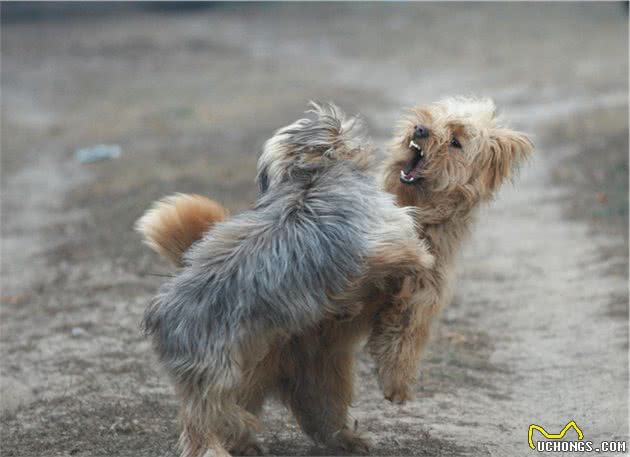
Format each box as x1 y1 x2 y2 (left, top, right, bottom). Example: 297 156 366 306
368 278 441 404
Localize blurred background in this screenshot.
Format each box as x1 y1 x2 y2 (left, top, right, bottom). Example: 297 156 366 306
1 3 628 456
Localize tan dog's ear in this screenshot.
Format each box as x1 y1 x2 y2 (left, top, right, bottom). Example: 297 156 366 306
481 129 534 195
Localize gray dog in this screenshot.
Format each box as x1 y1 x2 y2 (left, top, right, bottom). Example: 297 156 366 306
137 103 434 457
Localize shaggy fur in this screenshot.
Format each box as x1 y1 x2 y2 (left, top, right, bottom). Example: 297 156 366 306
137 103 433 457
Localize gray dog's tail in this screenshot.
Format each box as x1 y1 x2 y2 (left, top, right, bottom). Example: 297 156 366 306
135 193 229 267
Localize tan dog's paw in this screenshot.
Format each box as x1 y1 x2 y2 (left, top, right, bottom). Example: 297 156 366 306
383 380 414 404
333 428 371 455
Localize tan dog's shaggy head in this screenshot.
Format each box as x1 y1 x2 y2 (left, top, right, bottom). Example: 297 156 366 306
384 97 533 211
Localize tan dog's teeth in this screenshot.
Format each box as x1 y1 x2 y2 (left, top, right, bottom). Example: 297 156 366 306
409 140 422 154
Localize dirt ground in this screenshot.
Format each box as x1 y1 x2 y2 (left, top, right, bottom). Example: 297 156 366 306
1 3 628 457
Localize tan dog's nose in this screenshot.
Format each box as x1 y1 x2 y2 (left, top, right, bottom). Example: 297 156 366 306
413 125 430 140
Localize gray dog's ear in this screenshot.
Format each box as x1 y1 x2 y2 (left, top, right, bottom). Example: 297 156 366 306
257 164 269 194
481 129 534 194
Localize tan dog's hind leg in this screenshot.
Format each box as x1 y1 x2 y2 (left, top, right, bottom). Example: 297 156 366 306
368 277 441 404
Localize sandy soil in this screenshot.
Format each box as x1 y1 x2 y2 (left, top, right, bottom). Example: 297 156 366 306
1 4 628 456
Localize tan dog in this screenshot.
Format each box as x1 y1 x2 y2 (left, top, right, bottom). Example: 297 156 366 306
370 97 534 402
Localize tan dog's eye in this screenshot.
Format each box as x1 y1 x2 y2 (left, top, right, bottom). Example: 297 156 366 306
450 137 462 149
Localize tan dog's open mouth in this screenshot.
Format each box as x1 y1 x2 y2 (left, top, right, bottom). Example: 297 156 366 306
400 140 425 184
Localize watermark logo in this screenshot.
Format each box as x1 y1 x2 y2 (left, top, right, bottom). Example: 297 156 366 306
528 420 627 453
528 421 584 449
